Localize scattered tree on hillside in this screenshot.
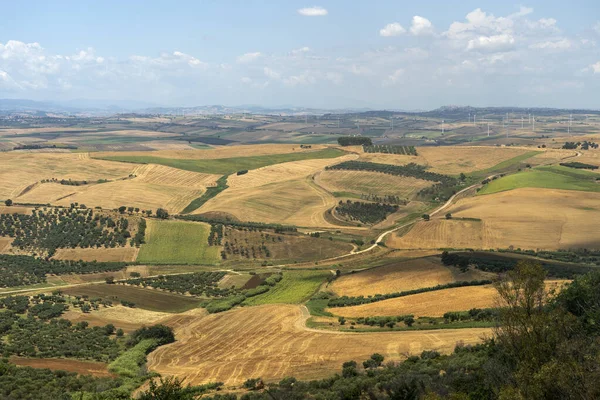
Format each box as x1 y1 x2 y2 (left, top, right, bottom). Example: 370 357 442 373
156 208 169 219
4 199 12 206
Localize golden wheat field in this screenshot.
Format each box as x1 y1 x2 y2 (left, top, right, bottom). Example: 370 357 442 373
357 146 532 174
226 155 356 190
0 153 135 199
328 285 500 318
147 304 490 386
63 306 172 333
13 161 218 213
329 257 494 297
388 188 600 250
96 144 329 160
52 247 139 262
316 170 433 199
199 177 340 228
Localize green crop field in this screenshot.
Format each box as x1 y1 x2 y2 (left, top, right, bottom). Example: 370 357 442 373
474 150 541 176
244 270 331 305
137 220 220 264
63 284 203 313
479 165 600 195
97 148 345 175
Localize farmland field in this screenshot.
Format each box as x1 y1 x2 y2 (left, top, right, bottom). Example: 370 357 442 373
389 188 600 250
52 247 139 262
329 257 493 297
96 147 346 175
137 220 220 264
328 285 499 318
63 284 203 313
9 357 114 378
147 304 490 385
316 170 432 199
478 165 600 195
244 270 331 305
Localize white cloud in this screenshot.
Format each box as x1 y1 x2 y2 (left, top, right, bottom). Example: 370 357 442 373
446 8 514 40
326 72 343 84
591 61 600 74
297 6 327 17
263 67 281 80
384 68 404 85
510 6 533 18
530 38 572 50
380 22 406 37
236 52 262 63
595 22 600 34
290 47 311 55
410 16 434 36
467 34 515 52
283 72 316 86
241 77 252 84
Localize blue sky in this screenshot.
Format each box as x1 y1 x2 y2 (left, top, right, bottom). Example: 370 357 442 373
1 1 599 109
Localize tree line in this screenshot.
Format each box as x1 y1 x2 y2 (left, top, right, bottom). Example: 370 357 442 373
326 160 457 185
337 136 373 146
0 254 127 287
560 161 599 170
123 272 232 297
176 214 297 233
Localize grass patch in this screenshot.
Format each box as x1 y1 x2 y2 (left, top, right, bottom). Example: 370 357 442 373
98 148 345 175
479 165 600 195
137 220 220 264
244 270 330 305
306 299 333 317
108 339 157 378
181 175 229 214
63 284 203 313
474 150 541 176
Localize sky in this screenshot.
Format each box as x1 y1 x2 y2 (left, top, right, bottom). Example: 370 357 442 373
1 0 600 110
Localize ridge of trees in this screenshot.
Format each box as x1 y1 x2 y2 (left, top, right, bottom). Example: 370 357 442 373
176 215 297 233
337 137 373 146
326 160 456 185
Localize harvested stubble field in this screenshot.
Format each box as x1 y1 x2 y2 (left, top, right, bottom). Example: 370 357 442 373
9 357 114 378
63 305 173 333
226 155 356 190
63 284 203 313
137 220 220 264
329 257 493 297
357 146 534 175
0 153 134 199
52 247 139 262
315 170 432 199
147 304 490 386
329 285 499 318
16 162 218 213
198 177 340 228
389 188 600 250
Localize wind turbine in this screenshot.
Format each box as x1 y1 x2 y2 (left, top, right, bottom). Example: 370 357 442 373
442 120 444 134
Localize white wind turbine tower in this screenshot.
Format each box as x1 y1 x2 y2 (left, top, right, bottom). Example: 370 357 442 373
442 120 444 134
487 122 490 137
521 116 524 129
532 115 535 132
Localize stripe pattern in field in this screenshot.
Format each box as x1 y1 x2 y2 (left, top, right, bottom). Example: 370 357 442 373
147 304 490 386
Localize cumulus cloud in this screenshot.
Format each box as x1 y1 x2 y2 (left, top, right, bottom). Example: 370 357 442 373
297 6 327 16
380 23 406 37
591 61 600 74
410 16 434 36
383 68 404 85
236 52 262 63
467 34 515 52
290 47 311 55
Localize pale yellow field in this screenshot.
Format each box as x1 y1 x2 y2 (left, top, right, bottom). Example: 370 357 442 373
0 237 11 252
358 146 532 174
140 141 197 151
316 170 432 199
329 285 499 318
96 144 329 160
389 188 600 250
53 247 139 262
227 155 356 190
0 153 135 199
147 304 490 386
10 158 218 213
330 257 493 297
199 177 340 228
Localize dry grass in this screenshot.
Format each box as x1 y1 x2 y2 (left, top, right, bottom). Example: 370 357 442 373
389 188 600 250
316 170 432 199
226 155 356 190
63 306 172 333
330 257 493 297
0 206 30 214
96 144 329 160
0 237 11 253
147 304 490 386
199 177 340 228
52 247 139 262
329 285 499 318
